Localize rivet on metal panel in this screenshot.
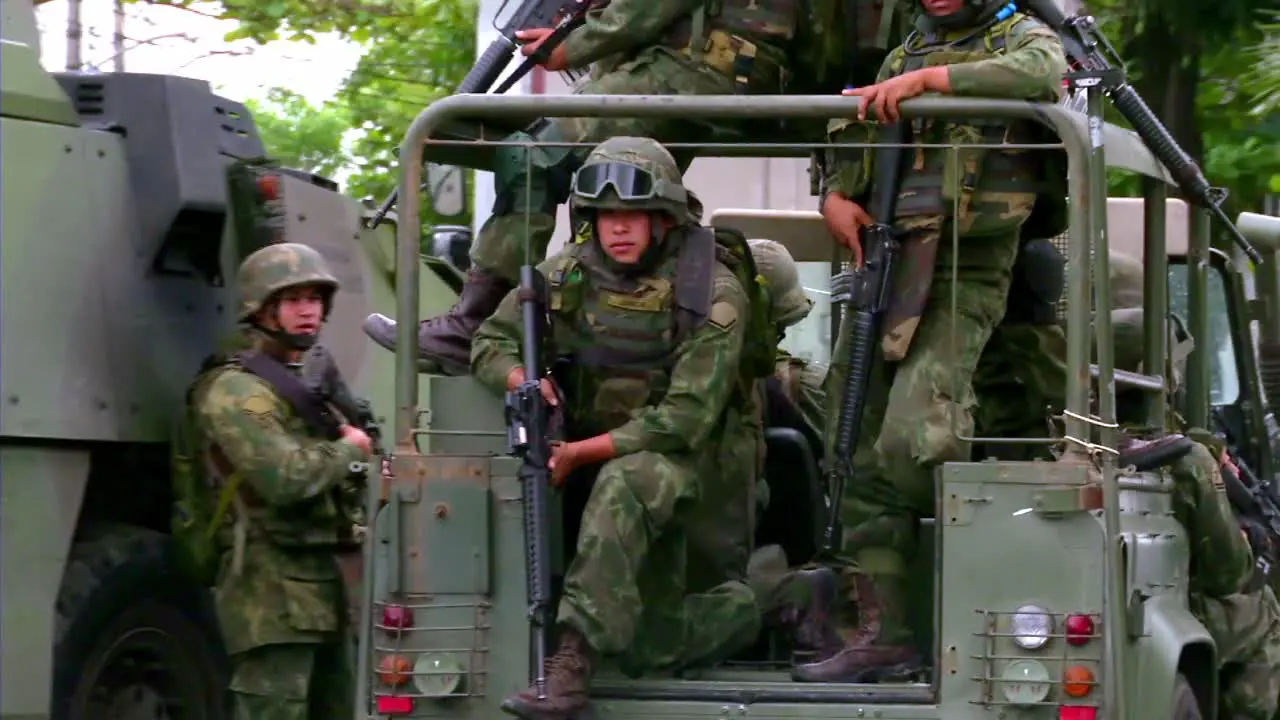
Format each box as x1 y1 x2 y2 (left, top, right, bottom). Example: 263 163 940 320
434 503 449 519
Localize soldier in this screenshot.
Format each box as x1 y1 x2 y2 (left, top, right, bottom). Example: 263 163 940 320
1108 307 1280 720
176 243 372 718
799 0 1069 682
471 137 836 718
749 238 829 456
362 0 901 375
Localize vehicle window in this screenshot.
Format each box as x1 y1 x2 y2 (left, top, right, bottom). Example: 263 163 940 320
1168 263 1240 405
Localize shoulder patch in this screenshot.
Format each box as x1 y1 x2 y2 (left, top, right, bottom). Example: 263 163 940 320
709 300 739 330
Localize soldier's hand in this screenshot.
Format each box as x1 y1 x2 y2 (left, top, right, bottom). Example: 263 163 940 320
515 28 571 72
842 68 947 123
506 367 561 407
822 193 872 267
549 441 578 487
1220 449 1241 479
341 424 373 456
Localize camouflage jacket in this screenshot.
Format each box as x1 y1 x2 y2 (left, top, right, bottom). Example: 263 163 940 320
774 350 828 447
188 331 366 550
472 241 753 459
1173 434 1256 600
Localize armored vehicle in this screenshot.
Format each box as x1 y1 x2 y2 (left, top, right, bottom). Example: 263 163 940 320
353 86 1280 720
0 1 461 716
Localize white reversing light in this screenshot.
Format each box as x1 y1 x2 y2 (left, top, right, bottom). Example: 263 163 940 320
1011 604 1052 650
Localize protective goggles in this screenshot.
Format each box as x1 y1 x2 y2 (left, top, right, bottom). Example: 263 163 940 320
570 162 686 204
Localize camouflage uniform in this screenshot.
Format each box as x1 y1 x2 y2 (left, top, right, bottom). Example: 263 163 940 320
364 0 818 375
1110 307 1280 720
470 137 836 719
179 244 367 719
798 0 1069 682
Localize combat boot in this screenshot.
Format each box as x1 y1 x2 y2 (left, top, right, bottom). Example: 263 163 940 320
362 268 513 375
791 572 921 683
764 567 844 662
501 626 595 720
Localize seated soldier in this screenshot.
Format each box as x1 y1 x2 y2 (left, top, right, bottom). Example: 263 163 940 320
1109 307 1280 720
470 136 836 718
748 238 829 461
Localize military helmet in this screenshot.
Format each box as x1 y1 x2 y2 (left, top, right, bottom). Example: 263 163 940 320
236 242 340 323
749 238 814 329
569 136 689 221
1110 251 1144 310
1111 306 1192 394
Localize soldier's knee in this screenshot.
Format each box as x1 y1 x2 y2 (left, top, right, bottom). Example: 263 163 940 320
491 120 582 216
595 451 695 527
228 644 316 719
878 377 974 470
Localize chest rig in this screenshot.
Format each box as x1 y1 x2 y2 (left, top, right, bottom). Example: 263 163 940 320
886 11 1065 236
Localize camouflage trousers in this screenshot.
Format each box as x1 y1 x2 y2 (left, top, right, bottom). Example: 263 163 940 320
1173 441 1256 599
558 450 762 675
214 542 355 718
1194 586 1280 720
228 642 352 720
823 220 1023 641
970 322 1067 461
683 406 763 592
472 47 756 284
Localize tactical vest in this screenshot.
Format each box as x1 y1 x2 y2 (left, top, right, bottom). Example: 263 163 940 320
660 0 799 93
171 351 363 584
885 12 1068 238
547 224 775 437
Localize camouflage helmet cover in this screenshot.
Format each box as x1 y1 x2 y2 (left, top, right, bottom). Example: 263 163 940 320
570 136 689 220
1111 306 1190 394
1110 251 1145 310
236 242 340 323
749 238 814 329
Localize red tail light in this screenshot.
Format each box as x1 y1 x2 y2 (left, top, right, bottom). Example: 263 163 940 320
375 695 414 715
1064 614 1095 646
256 174 281 202
382 604 414 631
1060 706 1097 720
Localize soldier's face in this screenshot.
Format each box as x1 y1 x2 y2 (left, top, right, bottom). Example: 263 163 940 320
597 209 662 264
921 0 965 15
264 285 326 337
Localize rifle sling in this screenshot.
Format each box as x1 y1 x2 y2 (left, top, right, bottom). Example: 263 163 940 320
238 351 344 441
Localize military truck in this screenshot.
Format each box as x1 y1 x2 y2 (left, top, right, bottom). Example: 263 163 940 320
0 1 465 717
352 89 1280 720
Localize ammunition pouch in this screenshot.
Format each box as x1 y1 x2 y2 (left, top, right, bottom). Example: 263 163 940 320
662 25 788 94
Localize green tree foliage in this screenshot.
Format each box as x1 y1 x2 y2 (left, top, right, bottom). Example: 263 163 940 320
243 88 351 179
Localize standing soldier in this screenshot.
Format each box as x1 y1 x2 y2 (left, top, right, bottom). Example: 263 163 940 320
173 243 372 718
362 0 905 375
471 137 837 718
801 0 1069 682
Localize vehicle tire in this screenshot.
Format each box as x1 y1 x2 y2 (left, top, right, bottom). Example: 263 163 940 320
1172 673 1204 720
51 524 229 720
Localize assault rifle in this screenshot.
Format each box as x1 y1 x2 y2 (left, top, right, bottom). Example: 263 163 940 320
1016 0 1261 264
368 0 591 229
822 121 910 554
503 264 559 699
1212 410 1280 540
303 345 386 480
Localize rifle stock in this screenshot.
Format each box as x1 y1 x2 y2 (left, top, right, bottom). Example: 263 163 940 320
503 264 556 698
1016 0 1260 263
822 121 909 554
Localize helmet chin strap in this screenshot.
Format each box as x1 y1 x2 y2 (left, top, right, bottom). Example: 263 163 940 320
252 303 322 353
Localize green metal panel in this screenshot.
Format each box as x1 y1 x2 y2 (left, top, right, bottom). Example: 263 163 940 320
0 447 91 719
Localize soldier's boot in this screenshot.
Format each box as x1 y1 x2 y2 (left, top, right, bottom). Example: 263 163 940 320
362 268 514 375
500 626 595 720
791 571 921 683
762 567 844 663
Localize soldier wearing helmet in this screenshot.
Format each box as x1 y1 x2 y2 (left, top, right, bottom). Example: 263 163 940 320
804 0 1070 683
1109 306 1280 720
175 242 371 718
749 238 830 459
472 137 837 719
